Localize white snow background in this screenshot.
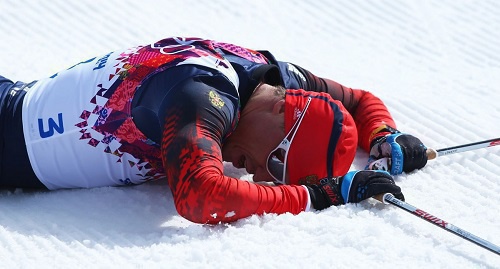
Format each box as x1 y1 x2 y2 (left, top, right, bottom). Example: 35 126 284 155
1 0 499 268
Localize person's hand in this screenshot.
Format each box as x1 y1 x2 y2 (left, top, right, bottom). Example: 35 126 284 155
366 133 428 175
305 170 404 210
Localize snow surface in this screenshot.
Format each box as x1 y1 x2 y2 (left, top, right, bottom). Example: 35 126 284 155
1 0 499 268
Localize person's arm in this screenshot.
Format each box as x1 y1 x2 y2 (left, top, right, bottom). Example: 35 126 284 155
277 61 427 174
276 61 396 152
158 69 406 224
161 75 309 224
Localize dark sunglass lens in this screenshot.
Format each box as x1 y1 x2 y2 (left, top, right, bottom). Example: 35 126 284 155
267 156 284 182
275 148 286 162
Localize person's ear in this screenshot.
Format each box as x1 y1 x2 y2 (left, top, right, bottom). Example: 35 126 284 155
272 99 285 115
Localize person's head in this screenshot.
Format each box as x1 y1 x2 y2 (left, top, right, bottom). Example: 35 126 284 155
222 84 358 185
222 83 286 182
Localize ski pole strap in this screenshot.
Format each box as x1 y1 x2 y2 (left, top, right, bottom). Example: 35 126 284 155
377 193 500 255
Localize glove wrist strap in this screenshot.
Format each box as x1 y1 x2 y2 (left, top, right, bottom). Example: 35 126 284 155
306 177 344 210
369 125 399 143
369 125 400 148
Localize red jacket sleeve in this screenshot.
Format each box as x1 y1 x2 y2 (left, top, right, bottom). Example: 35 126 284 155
159 75 309 224
161 115 309 224
320 78 397 152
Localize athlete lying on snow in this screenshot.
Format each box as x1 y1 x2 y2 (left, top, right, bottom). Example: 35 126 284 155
0 37 428 224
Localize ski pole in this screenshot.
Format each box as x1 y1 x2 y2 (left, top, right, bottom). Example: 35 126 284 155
426 137 500 160
374 193 500 255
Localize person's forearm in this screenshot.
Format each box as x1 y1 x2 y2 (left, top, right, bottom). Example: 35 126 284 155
317 77 397 152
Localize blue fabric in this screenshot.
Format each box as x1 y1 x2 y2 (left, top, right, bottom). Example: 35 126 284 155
387 133 404 175
0 75 15 158
219 52 280 109
131 65 239 145
0 75 46 188
340 170 358 203
340 170 391 203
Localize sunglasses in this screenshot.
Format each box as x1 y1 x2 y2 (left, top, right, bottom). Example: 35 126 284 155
266 96 312 185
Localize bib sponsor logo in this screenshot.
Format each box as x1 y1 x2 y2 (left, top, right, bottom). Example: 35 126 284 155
93 52 112 70
38 113 64 138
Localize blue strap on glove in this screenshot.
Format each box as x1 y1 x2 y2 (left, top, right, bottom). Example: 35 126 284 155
366 133 428 175
340 170 404 203
305 170 404 210
384 133 405 174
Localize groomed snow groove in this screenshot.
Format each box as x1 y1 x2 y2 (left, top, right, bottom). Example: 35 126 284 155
0 0 499 268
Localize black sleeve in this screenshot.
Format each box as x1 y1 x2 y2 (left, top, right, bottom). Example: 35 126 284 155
131 65 239 145
275 61 359 112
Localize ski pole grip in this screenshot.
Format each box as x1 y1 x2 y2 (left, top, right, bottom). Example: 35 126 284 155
426 148 438 160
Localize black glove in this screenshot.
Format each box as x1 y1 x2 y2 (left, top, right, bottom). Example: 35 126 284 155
305 170 404 210
366 133 428 175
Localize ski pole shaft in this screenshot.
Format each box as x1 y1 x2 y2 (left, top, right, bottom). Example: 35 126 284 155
426 137 500 160
373 193 500 255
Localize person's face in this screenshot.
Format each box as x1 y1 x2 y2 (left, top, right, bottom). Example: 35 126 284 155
222 84 285 183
